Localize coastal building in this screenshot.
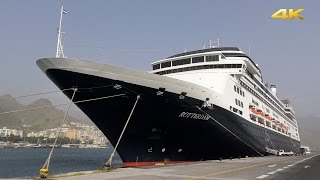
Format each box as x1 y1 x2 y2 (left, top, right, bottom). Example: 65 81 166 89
0 127 23 137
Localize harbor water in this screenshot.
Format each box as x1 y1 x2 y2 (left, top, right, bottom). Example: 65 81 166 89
0 147 121 179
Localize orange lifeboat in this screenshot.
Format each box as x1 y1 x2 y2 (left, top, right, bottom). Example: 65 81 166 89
256 109 264 116
249 105 257 114
265 114 272 121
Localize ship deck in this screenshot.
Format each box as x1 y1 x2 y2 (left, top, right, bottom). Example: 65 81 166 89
49 153 320 180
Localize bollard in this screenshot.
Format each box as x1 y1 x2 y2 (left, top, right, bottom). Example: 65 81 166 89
40 168 48 179
102 164 111 172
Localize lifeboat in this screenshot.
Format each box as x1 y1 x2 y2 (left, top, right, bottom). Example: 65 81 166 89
256 109 264 116
249 105 257 114
265 114 272 121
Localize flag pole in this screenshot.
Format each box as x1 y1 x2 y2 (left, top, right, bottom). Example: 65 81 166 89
56 5 64 58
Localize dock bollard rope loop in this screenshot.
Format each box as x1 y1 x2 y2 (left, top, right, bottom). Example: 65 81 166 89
103 95 140 171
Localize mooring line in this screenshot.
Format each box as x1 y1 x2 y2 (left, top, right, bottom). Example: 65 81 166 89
103 95 140 170
40 88 77 178
196 106 263 156
0 94 126 116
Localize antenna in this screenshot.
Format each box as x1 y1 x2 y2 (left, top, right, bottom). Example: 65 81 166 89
56 5 67 58
209 38 221 48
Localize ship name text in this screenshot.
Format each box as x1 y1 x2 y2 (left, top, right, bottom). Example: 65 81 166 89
178 112 210 121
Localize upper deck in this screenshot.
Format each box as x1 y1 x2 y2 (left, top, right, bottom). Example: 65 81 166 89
150 47 261 78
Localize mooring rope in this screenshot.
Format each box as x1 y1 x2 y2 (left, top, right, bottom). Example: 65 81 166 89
0 84 114 103
0 88 75 102
0 94 126 116
41 88 77 170
103 95 140 170
196 106 263 156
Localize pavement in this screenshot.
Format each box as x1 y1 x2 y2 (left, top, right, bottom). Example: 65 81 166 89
42 153 320 180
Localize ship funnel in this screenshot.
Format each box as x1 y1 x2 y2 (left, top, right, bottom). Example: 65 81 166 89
270 85 277 95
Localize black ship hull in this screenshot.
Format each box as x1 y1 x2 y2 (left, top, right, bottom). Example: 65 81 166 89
43 66 300 167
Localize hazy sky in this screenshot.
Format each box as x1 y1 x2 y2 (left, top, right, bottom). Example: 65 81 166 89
0 0 318 118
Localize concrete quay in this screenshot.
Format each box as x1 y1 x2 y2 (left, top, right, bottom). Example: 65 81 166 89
46 153 319 180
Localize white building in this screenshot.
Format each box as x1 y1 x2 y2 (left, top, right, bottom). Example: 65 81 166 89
0 127 23 137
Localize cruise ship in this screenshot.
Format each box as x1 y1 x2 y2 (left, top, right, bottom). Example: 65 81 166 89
37 47 300 167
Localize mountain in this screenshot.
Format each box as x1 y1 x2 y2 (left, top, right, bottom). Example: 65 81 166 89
0 95 24 128
0 94 87 131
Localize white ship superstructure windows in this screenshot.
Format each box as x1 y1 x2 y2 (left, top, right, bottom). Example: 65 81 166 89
155 64 243 75
235 99 243 108
192 56 204 63
206 55 219 62
230 105 243 116
252 99 259 106
266 108 270 114
233 107 238 113
161 61 171 68
234 85 245 97
153 64 160 70
172 58 191 66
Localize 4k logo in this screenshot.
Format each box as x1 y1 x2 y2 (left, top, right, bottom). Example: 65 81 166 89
271 9 304 20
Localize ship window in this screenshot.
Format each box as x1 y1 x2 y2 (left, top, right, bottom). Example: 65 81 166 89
206 55 219 62
234 86 236 92
225 64 232 68
236 64 242 68
161 61 171 68
241 102 243 108
183 67 190 71
192 56 204 63
239 110 243 115
217 64 224 68
235 99 238 105
172 58 191 66
233 107 238 113
203 65 210 69
237 87 240 94
153 64 160 70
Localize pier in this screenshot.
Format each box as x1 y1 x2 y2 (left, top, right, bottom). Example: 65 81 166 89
45 153 320 180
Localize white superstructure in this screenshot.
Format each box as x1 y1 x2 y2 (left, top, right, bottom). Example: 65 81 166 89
150 47 300 142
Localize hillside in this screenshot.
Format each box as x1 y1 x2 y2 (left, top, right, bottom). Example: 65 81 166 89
0 94 85 131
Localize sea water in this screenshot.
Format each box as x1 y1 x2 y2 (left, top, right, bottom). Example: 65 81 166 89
0 148 121 179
